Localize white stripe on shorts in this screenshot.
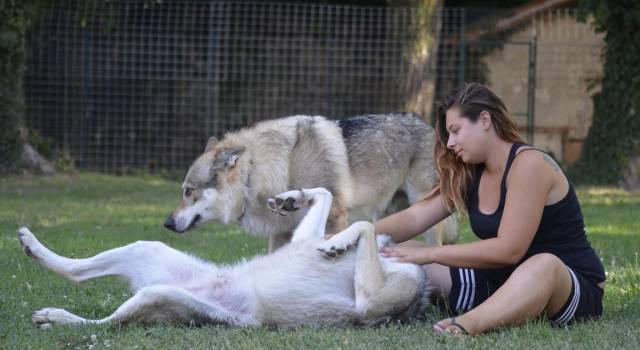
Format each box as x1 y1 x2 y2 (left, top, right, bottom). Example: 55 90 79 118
552 267 581 326
455 269 466 312
455 269 476 312
466 269 476 311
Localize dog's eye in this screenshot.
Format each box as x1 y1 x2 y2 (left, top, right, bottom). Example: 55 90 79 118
184 188 193 197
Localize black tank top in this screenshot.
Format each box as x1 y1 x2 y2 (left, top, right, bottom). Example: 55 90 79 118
467 143 606 284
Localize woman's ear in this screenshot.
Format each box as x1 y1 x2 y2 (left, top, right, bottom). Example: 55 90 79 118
479 111 492 131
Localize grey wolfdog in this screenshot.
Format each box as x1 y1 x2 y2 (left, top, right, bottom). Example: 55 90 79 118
164 113 458 252
20 188 430 329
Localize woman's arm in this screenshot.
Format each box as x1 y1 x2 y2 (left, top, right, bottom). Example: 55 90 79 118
385 151 558 268
374 193 452 243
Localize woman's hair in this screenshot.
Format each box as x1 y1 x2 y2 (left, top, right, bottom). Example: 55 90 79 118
426 83 526 214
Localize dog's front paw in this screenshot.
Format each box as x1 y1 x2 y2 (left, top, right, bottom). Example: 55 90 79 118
317 235 357 259
32 308 86 329
17 227 40 259
267 189 308 216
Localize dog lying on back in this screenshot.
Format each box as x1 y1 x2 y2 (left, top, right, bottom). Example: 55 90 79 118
164 113 458 252
19 188 430 329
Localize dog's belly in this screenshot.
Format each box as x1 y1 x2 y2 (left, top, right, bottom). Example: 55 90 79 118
248 243 360 326
183 273 257 318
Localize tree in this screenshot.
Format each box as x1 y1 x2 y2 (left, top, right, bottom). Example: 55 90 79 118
0 0 54 174
573 0 640 185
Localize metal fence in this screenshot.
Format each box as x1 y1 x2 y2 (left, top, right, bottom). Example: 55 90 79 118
25 1 603 173
25 1 432 173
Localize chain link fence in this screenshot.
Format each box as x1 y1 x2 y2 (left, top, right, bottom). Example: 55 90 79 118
25 1 433 173
24 1 603 173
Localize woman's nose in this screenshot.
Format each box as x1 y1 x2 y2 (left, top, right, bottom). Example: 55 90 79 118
447 135 455 149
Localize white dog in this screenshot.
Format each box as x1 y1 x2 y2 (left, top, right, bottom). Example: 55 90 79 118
19 188 430 329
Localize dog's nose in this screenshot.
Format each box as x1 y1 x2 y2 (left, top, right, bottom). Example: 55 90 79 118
164 216 176 231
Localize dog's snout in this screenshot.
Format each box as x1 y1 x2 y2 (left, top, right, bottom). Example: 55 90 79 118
164 215 177 231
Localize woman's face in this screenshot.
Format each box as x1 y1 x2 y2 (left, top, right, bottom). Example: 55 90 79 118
445 107 489 164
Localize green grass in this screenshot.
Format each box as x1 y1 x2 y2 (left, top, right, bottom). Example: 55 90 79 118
1 173 638 349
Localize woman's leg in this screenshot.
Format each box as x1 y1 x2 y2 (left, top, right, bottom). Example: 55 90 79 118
437 253 573 335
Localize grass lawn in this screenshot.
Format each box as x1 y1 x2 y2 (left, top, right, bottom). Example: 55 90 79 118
1 173 638 349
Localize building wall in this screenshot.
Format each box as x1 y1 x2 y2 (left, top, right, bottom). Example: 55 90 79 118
481 10 604 164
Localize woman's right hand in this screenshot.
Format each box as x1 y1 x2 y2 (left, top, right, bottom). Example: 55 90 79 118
380 244 434 265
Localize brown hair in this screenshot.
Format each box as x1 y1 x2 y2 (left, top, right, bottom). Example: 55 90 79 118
426 83 526 214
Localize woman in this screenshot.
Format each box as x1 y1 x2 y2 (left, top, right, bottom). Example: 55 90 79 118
377 83 605 336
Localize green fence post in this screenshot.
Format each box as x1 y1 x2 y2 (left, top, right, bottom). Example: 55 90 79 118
457 8 466 87
206 4 220 138
527 19 537 145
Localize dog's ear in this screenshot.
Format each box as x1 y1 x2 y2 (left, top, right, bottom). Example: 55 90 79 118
204 137 218 152
222 147 245 169
212 147 245 170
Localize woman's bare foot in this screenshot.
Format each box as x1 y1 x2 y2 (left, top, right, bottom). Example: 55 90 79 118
433 317 471 337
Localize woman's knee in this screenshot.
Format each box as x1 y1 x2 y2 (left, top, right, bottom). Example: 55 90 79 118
521 254 574 316
515 253 565 278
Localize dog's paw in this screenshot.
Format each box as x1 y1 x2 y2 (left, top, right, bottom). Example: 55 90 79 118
32 308 86 329
17 227 39 258
267 189 309 216
317 235 357 259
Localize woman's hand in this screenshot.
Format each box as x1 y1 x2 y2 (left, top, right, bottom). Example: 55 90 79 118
380 245 433 265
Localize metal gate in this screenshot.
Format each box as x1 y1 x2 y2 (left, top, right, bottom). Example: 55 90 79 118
433 7 603 162
433 8 537 143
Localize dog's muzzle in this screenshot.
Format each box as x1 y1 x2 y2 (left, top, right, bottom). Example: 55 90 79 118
164 214 201 233
187 215 201 231
164 215 177 232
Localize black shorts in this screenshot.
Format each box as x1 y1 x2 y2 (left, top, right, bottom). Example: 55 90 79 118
447 265 604 326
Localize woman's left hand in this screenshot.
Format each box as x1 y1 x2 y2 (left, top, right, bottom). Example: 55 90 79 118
380 245 433 265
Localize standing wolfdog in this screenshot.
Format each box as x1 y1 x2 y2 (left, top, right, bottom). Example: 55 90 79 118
165 113 457 251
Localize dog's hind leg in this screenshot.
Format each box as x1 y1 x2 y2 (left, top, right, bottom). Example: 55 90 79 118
32 285 256 329
17 227 215 290
319 222 426 323
267 188 333 242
